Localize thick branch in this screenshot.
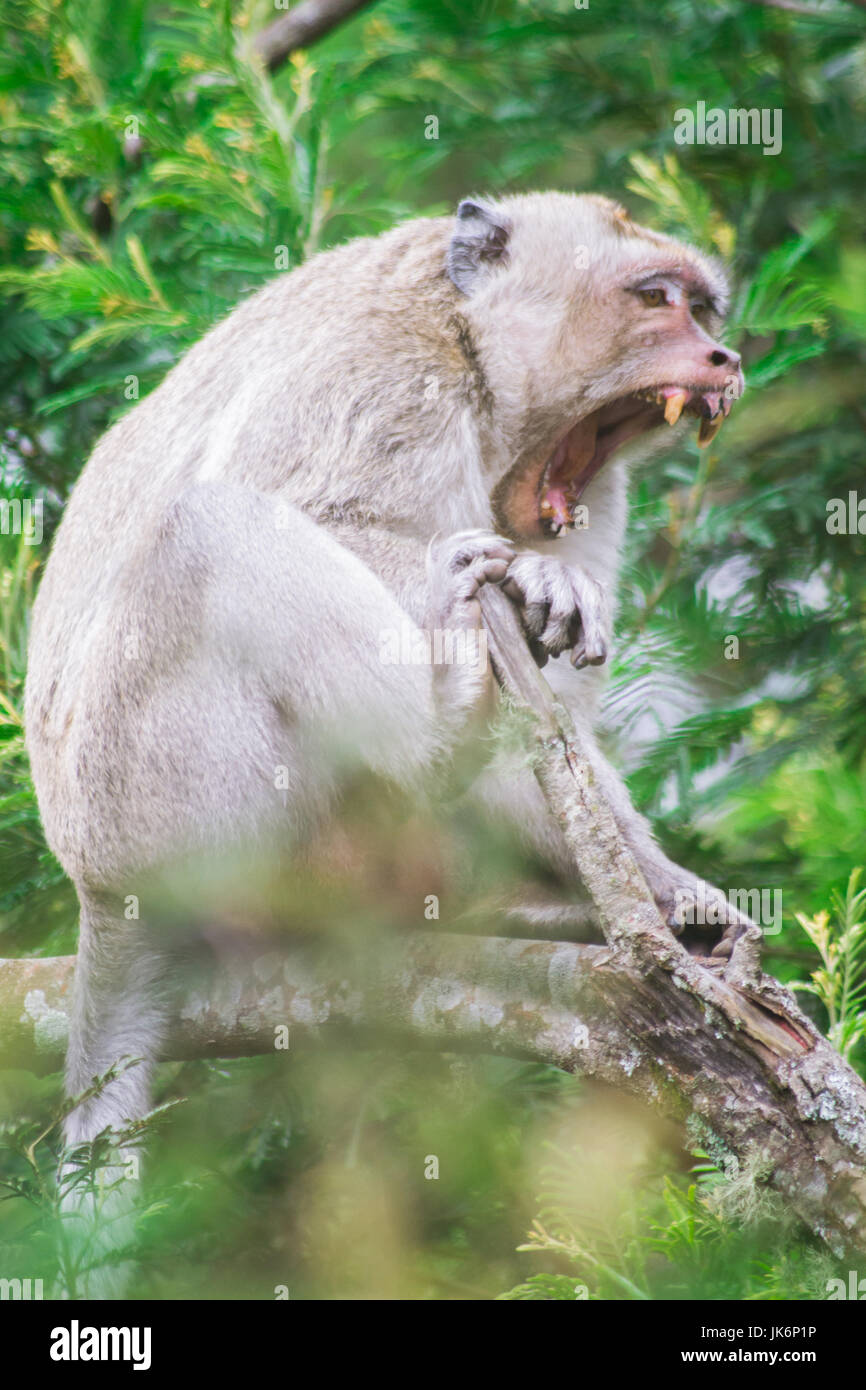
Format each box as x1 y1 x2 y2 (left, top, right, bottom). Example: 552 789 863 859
477 584 866 1255
252 0 375 73
1 939 606 1072
4 930 866 1254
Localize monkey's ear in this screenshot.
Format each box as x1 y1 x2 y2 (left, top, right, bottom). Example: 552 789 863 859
447 198 512 295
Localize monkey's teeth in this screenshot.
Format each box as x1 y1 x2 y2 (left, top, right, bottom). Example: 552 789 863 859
663 390 689 426
697 413 725 448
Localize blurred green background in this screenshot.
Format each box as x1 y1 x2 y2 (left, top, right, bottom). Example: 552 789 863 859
1 0 865 1299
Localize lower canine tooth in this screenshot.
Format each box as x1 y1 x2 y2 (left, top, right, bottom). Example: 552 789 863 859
664 389 689 426
697 414 725 448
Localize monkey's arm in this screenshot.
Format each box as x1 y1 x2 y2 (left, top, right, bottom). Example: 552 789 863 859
320 522 432 626
323 517 750 949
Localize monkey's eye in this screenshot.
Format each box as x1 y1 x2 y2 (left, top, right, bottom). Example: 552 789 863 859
639 287 668 308
690 300 710 320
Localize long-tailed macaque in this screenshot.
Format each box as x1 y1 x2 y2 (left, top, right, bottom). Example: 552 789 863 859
25 192 746 1269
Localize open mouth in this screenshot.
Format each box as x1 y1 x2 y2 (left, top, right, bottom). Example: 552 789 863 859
537 385 735 536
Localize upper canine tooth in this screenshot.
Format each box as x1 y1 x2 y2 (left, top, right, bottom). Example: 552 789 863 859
664 389 689 426
697 413 725 448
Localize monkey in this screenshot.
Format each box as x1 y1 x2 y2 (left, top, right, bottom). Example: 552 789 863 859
24 191 747 1288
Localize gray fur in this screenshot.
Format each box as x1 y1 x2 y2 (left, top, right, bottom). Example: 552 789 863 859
25 192 746 1290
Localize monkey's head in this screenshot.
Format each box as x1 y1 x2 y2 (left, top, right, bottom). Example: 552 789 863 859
446 192 744 539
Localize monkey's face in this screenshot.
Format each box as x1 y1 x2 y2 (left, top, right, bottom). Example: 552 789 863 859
447 193 744 540
529 256 744 539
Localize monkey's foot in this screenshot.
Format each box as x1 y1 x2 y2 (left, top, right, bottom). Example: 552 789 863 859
652 877 758 963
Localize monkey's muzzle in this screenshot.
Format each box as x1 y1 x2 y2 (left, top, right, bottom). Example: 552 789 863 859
537 380 742 535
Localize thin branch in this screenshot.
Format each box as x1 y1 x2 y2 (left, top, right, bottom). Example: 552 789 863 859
251 0 376 74
742 0 866 15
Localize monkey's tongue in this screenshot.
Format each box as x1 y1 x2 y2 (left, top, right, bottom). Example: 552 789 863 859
544 486 574 529
541 415 598 522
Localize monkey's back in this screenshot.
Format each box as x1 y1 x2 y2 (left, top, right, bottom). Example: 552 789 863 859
24 216 463 875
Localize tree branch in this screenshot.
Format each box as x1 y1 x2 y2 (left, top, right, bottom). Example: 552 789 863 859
477 584 866 1254
251 0 376 74
3 926 866 1254
742 0 866 16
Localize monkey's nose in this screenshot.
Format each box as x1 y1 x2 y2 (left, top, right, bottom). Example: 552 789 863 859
708 346 740 371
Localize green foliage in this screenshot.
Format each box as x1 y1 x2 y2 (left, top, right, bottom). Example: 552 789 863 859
792 868 866 1060
1 0 865 1298
0 517 73 948
0 1058 179 1296
501 1143 837 1302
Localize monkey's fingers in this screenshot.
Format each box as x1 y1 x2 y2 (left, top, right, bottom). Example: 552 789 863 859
504 557 606 664
444 531 516 575
564 574 607 669
501 572 552 639
521 599 551 640
571 641 606 671
454 555 512 603
498 575 553 667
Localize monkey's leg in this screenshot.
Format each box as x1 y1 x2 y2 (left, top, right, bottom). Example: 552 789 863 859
59 490 515 1106
59 893 165 1298
56 490 513 1292
64 902 165 1146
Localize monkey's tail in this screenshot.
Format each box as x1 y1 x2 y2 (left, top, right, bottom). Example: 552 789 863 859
57 892 168 1299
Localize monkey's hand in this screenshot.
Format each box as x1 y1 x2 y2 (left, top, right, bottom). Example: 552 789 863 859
427 530 516 621
502 554 608 669
425 530 516 726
